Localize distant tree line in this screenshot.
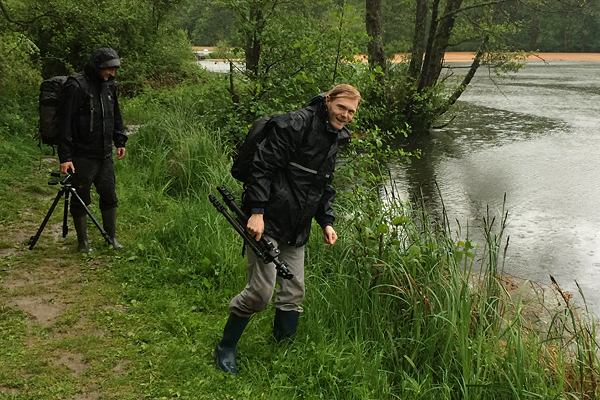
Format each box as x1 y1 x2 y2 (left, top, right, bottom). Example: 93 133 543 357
0 0 595 136
176 0 600 53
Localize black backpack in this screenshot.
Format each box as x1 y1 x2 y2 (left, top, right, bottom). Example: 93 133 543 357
37 73 89 148
37 76 68 147
231 108 312 183
231 115 272 183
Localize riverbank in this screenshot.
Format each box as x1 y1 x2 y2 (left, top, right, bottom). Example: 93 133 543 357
395 52 600 62
1 83 599 399
201 52 600 73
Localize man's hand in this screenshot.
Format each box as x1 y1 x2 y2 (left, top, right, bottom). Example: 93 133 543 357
247 214 264 241
117 147 126 160
60 161 75 174
323 225 337 245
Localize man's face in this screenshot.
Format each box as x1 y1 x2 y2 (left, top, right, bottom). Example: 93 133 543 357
326 95 359 130
99 67 118 81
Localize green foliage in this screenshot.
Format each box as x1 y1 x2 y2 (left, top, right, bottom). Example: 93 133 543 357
0 80 598 399
0 32 41 137
1 0 203 95
124 83 235 197
173 0 236 46
224 1 369 122
120 29 202 93
210 39 232 59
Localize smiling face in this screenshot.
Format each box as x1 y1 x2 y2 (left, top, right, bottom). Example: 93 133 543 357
99 67 118 81
326 95 359 130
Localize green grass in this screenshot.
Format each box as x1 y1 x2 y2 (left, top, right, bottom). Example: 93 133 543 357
0 84 598 399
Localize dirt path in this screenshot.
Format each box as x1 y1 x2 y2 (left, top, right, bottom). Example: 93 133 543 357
0 161 134 399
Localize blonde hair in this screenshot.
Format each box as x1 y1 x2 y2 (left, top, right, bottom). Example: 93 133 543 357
327 84 361 105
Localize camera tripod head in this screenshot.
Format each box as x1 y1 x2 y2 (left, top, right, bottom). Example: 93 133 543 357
48 169 73 186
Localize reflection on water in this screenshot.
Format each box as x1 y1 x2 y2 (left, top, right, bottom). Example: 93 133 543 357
389 62 600 317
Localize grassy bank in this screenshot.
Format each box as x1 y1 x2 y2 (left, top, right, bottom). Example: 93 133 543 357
1 85 599 399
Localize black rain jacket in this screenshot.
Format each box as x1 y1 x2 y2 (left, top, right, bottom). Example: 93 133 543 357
58 48 127 163
244 93 352 247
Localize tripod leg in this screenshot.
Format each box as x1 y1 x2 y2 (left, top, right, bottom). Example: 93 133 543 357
63 189 70 238
29 188 65 250
68 188 113 246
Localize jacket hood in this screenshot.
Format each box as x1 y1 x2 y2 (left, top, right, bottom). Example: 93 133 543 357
83 48 120 81
308 93 327 109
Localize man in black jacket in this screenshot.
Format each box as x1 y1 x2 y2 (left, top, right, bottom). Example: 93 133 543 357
58 48 127 253
215 84 361 374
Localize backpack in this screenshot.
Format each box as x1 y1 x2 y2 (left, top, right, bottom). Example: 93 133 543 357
37 73 89 148
37 76 68 147
231 115 272 183
231 108 312 183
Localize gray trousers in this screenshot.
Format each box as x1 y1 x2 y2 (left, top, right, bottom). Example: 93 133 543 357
229 235 305 318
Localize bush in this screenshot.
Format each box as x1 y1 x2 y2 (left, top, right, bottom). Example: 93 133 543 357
0 33 41 138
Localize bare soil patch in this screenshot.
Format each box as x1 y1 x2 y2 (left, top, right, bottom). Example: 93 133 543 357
51 350 90 377
8 294 70 326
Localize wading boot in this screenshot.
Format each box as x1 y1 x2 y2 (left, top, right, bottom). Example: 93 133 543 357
101 208 124 250
73 215 92 253
214 313 250 374
273 309 299 343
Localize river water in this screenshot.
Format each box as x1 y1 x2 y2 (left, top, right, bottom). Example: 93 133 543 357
390 61 600 317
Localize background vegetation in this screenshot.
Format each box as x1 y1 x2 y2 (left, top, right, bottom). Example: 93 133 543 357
2 0 598 135
1 80 599 398
1 0 599 397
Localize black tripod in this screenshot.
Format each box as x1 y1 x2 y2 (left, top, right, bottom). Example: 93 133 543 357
28 172 113 250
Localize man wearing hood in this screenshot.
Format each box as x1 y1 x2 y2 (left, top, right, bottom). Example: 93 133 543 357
58 47 127 253
214 84 361 374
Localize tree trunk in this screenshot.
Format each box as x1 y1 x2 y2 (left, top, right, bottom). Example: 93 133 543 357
365 0 387 80
408 0 428 78
419 0 464 90
417 0 440 91
245 6 263 80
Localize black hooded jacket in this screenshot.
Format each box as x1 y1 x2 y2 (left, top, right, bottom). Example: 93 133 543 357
244 94 352 247
58 48 127 162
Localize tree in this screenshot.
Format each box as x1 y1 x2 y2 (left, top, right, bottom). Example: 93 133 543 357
365 0 386 81
362 0 533 133
222 0 366 121
0 0 199 93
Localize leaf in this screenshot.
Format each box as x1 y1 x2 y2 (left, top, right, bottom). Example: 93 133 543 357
454 250 464 263
203 278 212 289
392 216 410 225
408 244 421 257
377 224 389 234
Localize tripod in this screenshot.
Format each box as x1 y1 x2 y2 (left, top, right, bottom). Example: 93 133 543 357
28 172 113 250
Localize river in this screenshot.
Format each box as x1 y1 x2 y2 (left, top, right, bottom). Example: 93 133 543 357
390 61 600 317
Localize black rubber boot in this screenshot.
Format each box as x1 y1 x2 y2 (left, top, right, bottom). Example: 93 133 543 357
73 215 92 253
273 309 299 342
101 208 124 250
214 313 250 374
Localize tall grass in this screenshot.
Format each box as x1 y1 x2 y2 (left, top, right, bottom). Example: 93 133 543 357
109 86 599 399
